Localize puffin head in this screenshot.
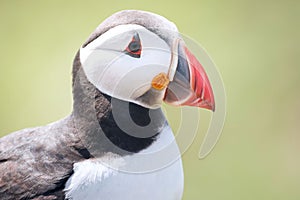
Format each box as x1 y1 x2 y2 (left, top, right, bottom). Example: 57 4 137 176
74 10 215 112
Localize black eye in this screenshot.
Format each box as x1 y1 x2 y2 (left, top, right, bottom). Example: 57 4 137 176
125 33 142 58
128 41 140 53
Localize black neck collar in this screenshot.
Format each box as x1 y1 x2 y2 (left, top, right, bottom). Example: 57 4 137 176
97 94 166 154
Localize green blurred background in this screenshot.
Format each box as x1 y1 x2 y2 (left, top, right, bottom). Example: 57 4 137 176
0 0 299 199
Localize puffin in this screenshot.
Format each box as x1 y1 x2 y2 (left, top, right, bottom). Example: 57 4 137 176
0 10 215 200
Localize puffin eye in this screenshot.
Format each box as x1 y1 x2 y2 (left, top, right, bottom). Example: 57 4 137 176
124 33 142 58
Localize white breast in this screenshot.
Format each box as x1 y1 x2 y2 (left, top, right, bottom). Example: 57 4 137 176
64 126 184 200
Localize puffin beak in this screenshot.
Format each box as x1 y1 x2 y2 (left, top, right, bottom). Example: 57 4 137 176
164 41 215 111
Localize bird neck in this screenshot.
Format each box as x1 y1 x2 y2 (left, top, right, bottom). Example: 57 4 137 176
71 84 166 157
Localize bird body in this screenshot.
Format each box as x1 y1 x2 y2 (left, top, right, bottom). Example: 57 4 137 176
64 125 183 200
0 10 214 200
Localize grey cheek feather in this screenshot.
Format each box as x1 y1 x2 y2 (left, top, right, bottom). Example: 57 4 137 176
135 87 166 109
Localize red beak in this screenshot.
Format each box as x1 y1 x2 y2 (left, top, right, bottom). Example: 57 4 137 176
164 42 215 111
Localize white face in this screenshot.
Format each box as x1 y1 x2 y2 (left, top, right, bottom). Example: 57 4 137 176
80 24 173 108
